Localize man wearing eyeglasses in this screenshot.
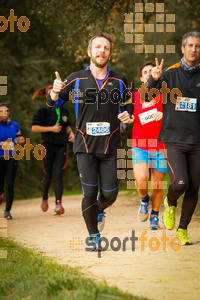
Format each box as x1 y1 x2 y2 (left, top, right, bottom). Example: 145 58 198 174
0 102 25 219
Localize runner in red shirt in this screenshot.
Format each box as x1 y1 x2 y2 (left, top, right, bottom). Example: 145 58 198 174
131 61 167 229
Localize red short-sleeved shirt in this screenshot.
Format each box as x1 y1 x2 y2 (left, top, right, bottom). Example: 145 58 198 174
131 91 164 151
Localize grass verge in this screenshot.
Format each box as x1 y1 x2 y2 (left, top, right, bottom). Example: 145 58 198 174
0 238 147 300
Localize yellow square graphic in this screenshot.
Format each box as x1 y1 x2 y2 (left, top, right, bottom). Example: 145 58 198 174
156 24 164 32
138 160 146 165
117 159 126 168
156 45 164 53
135 45 143 53
156 3 164 12
166 45 175 53
127 139 133 147
0 250 7 259
117 170 126 179
127 181 136 189
117 149 126 158
135 34 143 43
151 180 158 189
0 228 7 238
148 181 153 189
127 149 133 159
0 86 7 95
124 23 133 33
0 76 7 84
127 170 134 179
145 45 154 53
124 13 133 23
159 180 168 190
135 23 143 33
69 89 83 103
135 13 143 23
145 24 154 32
156 14 164 22
137 180 147 189
127 160 133 169
166 14 175 22
166 24 175 32
132 149 136 158
130 139 136 147
138 139 146 147
148 139 157 147
0 219 7 227
124 34 133 43
135 3 143 12
145 3 154 12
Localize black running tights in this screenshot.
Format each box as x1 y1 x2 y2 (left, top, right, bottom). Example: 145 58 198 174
165 143 200 229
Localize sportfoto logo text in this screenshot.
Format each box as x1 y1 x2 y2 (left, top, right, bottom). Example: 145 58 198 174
69 230 181 258
0 9 30 32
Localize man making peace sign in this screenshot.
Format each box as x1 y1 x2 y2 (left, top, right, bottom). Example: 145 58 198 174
147 31 200 245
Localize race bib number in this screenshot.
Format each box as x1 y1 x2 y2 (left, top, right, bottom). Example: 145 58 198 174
175 97 197 112
139 108 158 125
86 122 110 136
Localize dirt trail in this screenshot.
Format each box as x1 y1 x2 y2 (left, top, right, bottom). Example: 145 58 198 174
1 192 200 300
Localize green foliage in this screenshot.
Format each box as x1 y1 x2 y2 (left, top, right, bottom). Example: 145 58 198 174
0 238 147 299
0 0 78 199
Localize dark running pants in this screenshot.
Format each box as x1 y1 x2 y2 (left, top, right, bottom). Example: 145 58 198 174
165 143 200 229
0 157 18 212
42 142 68 203
76 153 119 234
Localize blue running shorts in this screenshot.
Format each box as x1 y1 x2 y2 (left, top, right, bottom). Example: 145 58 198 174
132 147 167 173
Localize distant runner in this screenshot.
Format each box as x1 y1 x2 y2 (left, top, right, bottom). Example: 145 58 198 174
32 86 74 215
131 61 167 230
0 102 25 219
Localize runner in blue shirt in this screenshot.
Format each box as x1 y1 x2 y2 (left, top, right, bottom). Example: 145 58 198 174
0 103 25 219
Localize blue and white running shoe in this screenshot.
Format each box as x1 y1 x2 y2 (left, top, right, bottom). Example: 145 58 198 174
85 233 101 252
97 211 106 232
149 214 160 230
138 198 150 222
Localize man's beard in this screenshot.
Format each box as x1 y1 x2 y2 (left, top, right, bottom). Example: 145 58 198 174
91 56 109 68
